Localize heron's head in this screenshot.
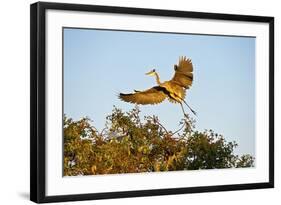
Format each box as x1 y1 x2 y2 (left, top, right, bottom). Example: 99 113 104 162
145 69 156 76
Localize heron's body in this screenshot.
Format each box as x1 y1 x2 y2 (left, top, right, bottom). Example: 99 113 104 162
162 81 186 103
119 56 196 115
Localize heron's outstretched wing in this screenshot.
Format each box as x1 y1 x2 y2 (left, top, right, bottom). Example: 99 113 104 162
171 56 193 89
119 86 167 105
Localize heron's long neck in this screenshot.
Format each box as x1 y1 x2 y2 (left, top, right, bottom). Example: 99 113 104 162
155 72 161 85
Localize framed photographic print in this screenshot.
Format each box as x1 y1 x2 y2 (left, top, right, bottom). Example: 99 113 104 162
30 1 274 203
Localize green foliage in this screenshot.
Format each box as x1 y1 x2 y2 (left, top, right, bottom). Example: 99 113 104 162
64 106 254 176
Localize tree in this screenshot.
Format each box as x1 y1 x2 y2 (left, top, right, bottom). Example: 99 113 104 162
64 106 254 176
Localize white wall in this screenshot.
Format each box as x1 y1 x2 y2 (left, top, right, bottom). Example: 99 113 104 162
0 0 279 204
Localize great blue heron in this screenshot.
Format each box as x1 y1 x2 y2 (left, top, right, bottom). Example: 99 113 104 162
119 56 196 116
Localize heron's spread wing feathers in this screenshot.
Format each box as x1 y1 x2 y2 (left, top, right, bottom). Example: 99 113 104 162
171 56 193 89
119 86 167 105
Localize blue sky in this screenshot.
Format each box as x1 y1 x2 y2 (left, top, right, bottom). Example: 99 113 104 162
64 28 255 156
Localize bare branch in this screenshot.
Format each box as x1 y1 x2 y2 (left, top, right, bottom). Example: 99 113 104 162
171 122 185 136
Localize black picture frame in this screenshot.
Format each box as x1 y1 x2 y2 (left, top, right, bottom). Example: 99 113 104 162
30 1 274 203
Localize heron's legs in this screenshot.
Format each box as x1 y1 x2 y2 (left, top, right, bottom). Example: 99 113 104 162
182 99 196 116
172 93 196 116
180 103 188 118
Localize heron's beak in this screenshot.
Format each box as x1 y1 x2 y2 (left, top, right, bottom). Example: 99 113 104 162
145 69 155 76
